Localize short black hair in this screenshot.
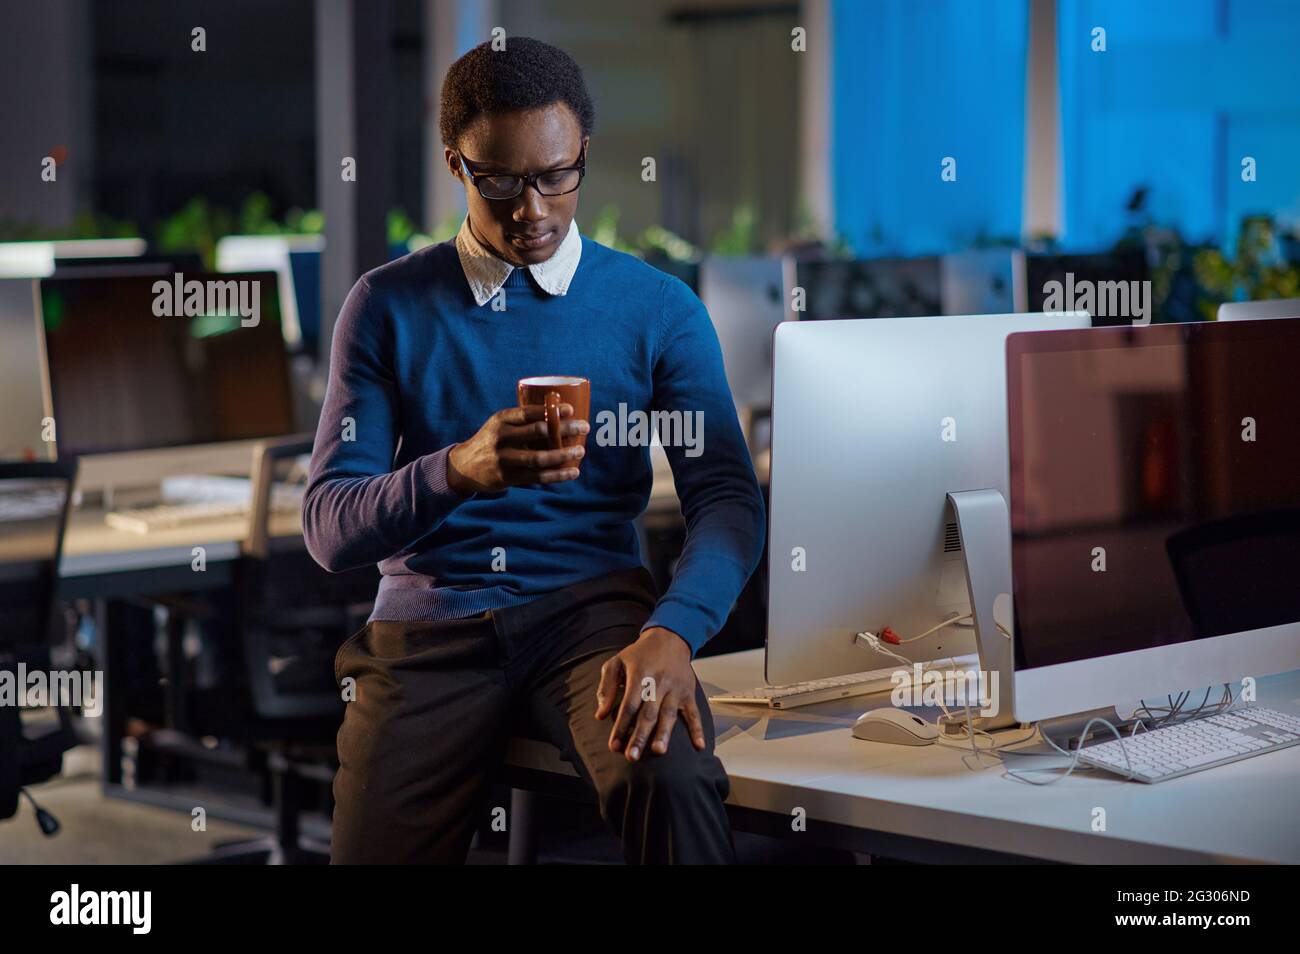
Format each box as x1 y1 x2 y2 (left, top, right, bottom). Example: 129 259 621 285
439 36 595 147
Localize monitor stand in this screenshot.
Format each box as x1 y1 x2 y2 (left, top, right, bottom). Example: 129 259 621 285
1036 706 1126 751
945 490 1017 732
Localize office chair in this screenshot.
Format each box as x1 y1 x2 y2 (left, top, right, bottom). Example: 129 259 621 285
1167 509 1300 635
0 459 80 833
192 436 378 863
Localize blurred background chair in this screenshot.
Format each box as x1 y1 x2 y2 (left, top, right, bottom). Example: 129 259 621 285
0 459 80 835
191 436 378 863
1166 509 1300 637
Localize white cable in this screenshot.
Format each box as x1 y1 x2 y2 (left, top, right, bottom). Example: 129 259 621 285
855 616 1140 784
1001 716 1135 785
880 613 1012 645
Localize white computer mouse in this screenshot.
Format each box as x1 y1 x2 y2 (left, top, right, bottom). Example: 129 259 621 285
851 707 939 746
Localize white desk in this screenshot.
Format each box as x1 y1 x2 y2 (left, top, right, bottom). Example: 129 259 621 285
59 451 718 578
509 649 1300 864
61 507 261 577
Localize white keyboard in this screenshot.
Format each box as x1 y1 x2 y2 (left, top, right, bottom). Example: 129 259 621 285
711 658 970 710
1078 707 1300 783
105 501 252 534
105 475 304 534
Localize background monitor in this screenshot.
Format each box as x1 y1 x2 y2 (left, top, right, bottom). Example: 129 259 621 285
793 257 943 321
0 238 146 279
765 310 1090 686
51 251 203 279
1024 248 1150 327
216 234 325 350
40 271 295 479
0 279 52 462
287 246 323 353
1008 319 1300 721
645 256 700 294
1217 298 1300 322
940 249 1025 315
698 256 788 410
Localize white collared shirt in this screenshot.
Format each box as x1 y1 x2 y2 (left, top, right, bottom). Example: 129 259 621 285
455 217 582 307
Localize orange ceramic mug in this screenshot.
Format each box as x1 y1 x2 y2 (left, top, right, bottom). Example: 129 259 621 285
516 376 591 450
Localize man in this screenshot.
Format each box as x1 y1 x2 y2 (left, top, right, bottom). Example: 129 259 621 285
304 36 765 864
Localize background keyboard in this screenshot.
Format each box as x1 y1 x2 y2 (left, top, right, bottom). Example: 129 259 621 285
710 657 974 709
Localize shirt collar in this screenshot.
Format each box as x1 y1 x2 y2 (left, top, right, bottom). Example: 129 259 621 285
455 217 582 307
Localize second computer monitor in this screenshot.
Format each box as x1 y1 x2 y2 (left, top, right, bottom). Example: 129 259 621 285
40 270 295 465
940 249 1025 316
1008 319 1300 721
1217 298 1300 322
793 257 943 322
698 256 788 409
1024 249 1150 327
766 310 1090 686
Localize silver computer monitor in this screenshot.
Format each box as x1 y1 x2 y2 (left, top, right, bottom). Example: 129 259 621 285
0 279 52 462
698 256 789 410
940 249 1026 316
1217 298 1300 322
1008 319 1300 721
766 310 1090 685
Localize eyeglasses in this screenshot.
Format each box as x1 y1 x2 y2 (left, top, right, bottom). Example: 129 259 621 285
457 149 586 201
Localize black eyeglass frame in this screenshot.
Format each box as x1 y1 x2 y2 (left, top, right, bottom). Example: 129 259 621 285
456 148 587 200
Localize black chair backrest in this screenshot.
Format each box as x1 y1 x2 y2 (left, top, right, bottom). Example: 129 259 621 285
0 458 77 820
1166 509 1300 635
240 438 377 720
0 459 76 647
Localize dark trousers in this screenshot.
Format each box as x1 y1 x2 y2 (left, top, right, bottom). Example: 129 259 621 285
330 566 735 864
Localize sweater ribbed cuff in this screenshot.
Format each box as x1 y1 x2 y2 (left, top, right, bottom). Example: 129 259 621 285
640 602 709 657
417 445 475 508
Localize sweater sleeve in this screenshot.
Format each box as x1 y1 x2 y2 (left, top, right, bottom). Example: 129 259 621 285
302 276 473 572
639 277 767 654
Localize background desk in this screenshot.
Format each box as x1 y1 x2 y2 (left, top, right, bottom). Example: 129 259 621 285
507 649 1300 864
59 508 303 813
55 463 696 823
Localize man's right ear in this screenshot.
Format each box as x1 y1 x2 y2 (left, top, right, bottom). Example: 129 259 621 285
444 147 463 179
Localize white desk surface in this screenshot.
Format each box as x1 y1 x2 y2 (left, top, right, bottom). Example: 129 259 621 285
57 453 750 577
708 650 1300 864
509 649 1300 864
60 508 300 577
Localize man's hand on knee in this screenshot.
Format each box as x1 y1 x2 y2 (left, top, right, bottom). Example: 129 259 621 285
594 627 706 761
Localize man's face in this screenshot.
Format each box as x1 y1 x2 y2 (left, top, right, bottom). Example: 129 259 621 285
446 102 587 267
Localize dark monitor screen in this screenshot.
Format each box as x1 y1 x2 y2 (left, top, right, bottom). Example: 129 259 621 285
1008 319 1300 670
41 271 294 456
288 248 322 352
796 257 943 320
1024 249 1150 327
646 256 700 294
51 252 204 279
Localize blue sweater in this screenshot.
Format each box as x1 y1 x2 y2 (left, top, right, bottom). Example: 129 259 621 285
303 237 766 654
